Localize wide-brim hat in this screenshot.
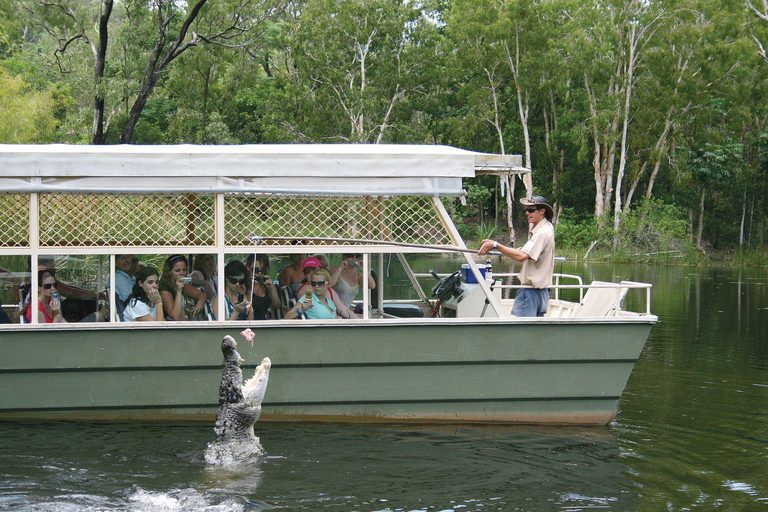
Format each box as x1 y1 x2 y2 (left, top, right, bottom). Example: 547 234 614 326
520 195 554 220
301 257 322 271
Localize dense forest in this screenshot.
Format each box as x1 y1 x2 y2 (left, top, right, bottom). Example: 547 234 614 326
2 0 768 260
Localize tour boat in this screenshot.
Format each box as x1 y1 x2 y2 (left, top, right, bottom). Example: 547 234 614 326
0 144 656 425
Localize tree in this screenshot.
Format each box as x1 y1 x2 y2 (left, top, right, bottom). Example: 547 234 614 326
291 0 429 143
0 70 61 142
18 0 286 143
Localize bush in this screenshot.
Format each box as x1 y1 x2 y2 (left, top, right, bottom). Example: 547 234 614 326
614 199 693 259
473 221 500 241
555 209 598 249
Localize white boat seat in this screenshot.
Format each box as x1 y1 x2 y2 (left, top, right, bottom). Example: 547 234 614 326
572 281 629 317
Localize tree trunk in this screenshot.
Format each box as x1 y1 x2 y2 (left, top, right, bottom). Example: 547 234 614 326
121 0 210 143
696 185 705 249
92 0 113 144
740 188 747 247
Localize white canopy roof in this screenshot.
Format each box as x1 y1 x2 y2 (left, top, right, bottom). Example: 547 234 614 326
0 144 527 196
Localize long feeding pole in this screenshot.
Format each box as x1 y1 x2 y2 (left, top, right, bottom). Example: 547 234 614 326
248 235 500 255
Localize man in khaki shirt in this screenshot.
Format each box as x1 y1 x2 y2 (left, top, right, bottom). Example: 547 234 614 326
478 195 555 317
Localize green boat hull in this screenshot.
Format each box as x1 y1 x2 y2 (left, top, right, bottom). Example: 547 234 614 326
0 317 654 425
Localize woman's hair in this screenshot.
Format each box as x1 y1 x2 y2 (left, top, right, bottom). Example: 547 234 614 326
225 259 247 278
252 254 270 273
192 254 215 278
37 270 53 286
159 254 188 291
311 268 332 283
129 266 160 305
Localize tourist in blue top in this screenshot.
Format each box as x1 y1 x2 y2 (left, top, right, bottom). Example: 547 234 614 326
223 260 253 321
114 254 135 303
284 268 337 320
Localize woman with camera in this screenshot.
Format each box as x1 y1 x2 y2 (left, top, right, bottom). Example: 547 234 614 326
222 260 253 321
285 268 338 320
330 253 376 309
247 254 281 320
159 254 207 321
25 271 66 323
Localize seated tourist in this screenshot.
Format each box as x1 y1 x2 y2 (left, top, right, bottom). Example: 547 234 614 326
108 254 136 321
246 254 281 320
113 254 136 304
285 268 339 320
159 254 207 321
330 253 376 309
222 260 253 321
123 267 165 322
25 271 66 323
38 257 105 322
277 253 308 297
313 253 330 270
189 254 217 301
296 257 359 319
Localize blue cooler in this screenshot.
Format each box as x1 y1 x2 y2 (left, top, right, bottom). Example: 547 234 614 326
461 264 486 283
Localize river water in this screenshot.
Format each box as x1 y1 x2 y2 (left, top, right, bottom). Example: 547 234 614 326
1 262 767 511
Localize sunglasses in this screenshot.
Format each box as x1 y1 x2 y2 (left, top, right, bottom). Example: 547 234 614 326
525 207 541 213
43 282 58 289
253 267 267 274
227 277 247 285
310 280 328 287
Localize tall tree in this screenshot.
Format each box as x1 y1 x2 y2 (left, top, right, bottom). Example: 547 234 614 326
18 0 286 143
291 0 426 143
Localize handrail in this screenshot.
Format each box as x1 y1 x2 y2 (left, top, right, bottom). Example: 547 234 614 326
414 272 653 316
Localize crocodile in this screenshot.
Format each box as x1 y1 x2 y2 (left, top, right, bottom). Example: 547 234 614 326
204 335 271 465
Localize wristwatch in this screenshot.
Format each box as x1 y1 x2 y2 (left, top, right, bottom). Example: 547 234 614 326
492 241 498 250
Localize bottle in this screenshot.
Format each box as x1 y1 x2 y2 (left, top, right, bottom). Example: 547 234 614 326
485 258 493 283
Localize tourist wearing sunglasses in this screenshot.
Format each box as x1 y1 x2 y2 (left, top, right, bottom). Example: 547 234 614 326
246 254 281 320
25 271 66 323
295 258 358 319
220 260 253 321
285 269 339 320
477 194 556 317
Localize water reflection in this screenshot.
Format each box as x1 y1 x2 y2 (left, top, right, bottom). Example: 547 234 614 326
569 263 768 510
0 421 633 511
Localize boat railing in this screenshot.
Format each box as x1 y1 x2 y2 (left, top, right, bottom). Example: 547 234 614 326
494 278 652 316
418 271 652 317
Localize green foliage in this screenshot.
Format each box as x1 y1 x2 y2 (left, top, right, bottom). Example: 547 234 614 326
555 209 598 249
689 140 744 183
614 200 693 256
472 221 500 242
556 200 695 262
0 70 60 143
4 0 768 257
461 183 493 221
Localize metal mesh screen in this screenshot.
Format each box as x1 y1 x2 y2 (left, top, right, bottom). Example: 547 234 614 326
0 194 30 247
225 194 452 247
38 193 216 247
1 192 451 249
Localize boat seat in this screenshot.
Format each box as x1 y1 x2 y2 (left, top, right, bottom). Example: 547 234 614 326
280 286 296 310
572 281 629 317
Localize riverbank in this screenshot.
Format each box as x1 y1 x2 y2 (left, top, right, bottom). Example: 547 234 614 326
464 233 767 267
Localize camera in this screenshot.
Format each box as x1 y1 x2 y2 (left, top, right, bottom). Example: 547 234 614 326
254 276 267 283
51 290 60 301
180 276 192 284
236 293 244 303
350 260 361 268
